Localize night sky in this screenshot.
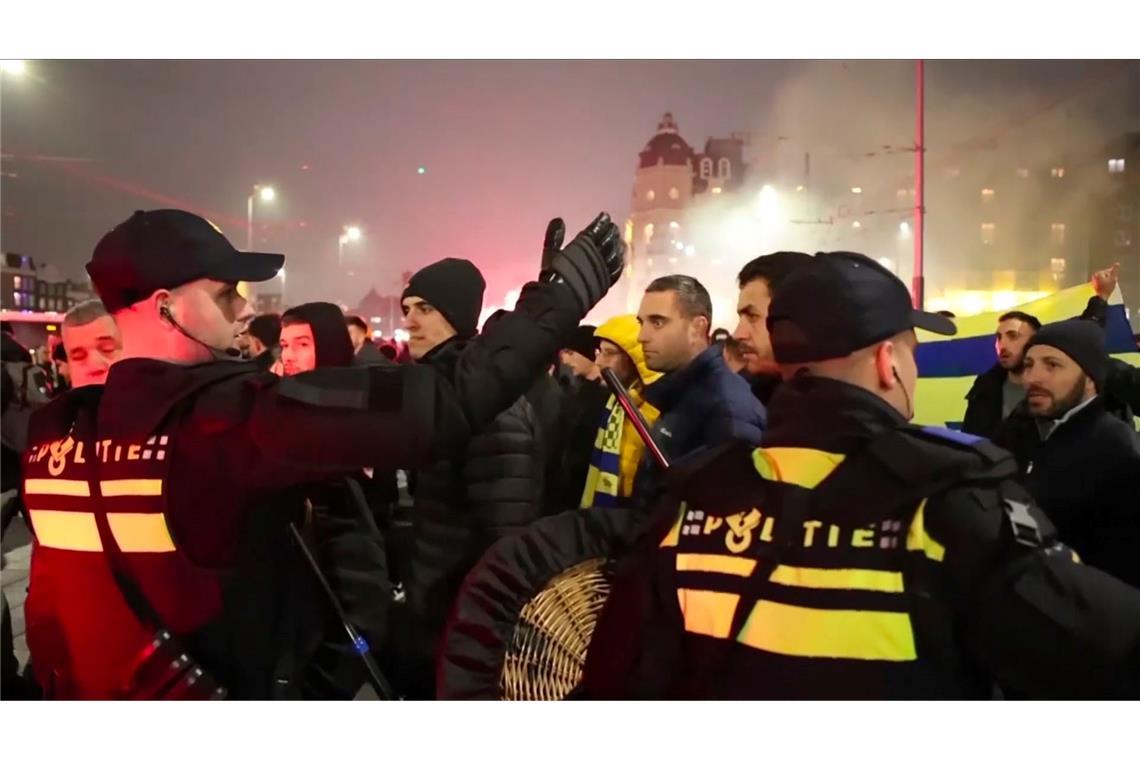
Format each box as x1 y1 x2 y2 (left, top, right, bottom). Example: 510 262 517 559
2 60 1137 308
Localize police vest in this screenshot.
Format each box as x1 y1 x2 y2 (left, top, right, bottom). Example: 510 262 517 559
658 427 1014 698
21 386 300 699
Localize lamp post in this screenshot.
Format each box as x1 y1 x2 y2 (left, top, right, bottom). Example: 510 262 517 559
337 225 362 270
246 184 276 251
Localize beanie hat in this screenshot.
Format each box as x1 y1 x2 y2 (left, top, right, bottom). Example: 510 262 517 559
401 258 486 339
563 324 600 360
1024 319 1108 390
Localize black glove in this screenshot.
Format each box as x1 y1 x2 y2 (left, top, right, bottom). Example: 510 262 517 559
541 212 626 313
541 218 565 275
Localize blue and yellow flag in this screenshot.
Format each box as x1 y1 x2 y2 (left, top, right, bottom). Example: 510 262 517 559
914 284 1139 428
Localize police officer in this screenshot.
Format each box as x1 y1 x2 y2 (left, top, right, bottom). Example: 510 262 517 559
582 251 1140 699
21 208 624 699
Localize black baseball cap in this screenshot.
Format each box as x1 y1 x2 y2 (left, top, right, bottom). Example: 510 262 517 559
86 209 284 312
768 251 956 363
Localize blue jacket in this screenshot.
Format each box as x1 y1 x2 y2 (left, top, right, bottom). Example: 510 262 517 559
641 342 766 467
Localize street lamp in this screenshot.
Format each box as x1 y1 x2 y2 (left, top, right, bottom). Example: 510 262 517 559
338 225 363 269
246 184 276 251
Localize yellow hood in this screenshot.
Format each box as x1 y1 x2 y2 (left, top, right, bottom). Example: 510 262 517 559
595 314 662 387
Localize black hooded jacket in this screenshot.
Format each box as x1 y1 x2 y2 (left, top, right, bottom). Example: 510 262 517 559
283 302 392 698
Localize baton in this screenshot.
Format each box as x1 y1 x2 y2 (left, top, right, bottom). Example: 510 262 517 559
600 367 670 471
289 520 398 700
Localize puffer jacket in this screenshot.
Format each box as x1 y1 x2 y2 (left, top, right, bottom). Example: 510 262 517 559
405 337 555 658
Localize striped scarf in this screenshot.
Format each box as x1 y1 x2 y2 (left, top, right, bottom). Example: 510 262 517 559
580 392 659 509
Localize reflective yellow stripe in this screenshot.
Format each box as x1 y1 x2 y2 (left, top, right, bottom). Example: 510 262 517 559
677 589 739 638
107 513 177 553
676 553 757 577
659 502 685 548
738 600 917 661
752 447 846 489
27 509 102 552
906 498 946 562
24 479 91 497
100 479 164 497
769 565 905 593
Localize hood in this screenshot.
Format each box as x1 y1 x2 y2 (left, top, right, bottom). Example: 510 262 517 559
283 302 355 368
594 315 662 387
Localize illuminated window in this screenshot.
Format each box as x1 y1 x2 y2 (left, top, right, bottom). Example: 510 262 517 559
981 223 996 245
896 188 908 200
710 187 722 195
851 186 863 194
700 158 712 179
718 158 731 180
668 187 680 200
981 188 995 201
13 293 21 307
1017 168 1030 179
624 219 634 244
1051 167 1065 179
646 190 655 202
1108 158 1125 174
669 221 680 230
1050 223 1066 245
852 220 862 229
12 276 20 289
1050 257 1066 274
644 223 654 245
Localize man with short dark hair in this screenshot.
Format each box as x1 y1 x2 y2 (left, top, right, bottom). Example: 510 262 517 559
995 320 1140 587
345 315 386 365
246 313 281 358
961 310 1042 438
637 275 764 474
732 251 814 404
62 299 122 389
964 264 1134 438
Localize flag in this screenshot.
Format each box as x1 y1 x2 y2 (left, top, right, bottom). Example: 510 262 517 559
914 284 1139 428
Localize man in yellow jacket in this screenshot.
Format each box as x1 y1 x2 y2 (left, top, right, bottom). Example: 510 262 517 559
580 315 662 509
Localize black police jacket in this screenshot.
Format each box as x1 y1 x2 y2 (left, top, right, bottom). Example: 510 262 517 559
25 279 584 698
583 375 1140 699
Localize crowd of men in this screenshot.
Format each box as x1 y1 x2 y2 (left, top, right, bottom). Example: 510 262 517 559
2 207 1139 700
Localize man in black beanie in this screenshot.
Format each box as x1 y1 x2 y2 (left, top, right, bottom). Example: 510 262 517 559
400 257 485 359
393 256 563 697
559 324 600 381
996 319 1140 587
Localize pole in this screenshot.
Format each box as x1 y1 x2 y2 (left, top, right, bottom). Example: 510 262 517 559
913 59 925 309
246 194 254 253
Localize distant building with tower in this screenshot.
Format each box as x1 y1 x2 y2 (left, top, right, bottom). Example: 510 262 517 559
623 112 747 312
